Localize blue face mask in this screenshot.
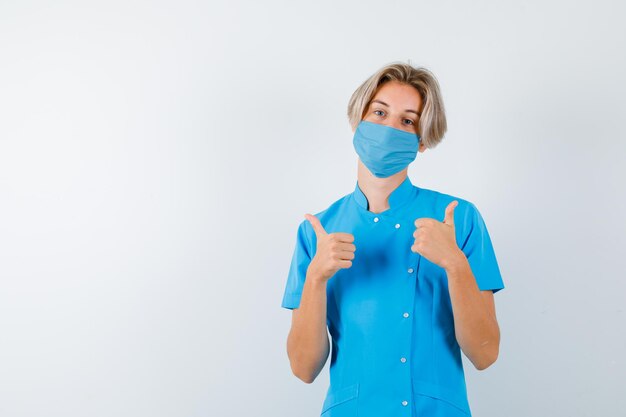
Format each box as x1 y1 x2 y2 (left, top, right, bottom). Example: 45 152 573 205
352 120 420 178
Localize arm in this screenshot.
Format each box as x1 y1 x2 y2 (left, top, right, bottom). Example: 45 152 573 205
445 252 500 370
286 266 330 383
412 200 503 371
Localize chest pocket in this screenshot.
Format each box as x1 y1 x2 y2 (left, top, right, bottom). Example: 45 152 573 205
320 383 359 416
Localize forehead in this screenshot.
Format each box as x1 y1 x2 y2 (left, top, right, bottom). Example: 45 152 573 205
371 80 422 109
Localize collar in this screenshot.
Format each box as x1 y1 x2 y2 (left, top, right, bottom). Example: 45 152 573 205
352 176 415 212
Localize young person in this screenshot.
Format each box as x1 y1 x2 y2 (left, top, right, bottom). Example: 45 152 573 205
281 61 505 417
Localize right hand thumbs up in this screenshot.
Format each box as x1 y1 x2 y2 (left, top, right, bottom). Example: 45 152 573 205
304 213 356 282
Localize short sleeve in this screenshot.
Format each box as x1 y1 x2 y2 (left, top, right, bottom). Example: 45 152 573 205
459 202 505 293
281 220 313 309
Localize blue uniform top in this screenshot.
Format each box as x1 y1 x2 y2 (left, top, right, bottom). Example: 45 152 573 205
281 176 505 417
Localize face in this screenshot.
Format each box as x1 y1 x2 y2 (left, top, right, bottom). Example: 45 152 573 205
357 80 426 153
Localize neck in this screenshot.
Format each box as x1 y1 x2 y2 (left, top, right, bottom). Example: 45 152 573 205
356 159 407 213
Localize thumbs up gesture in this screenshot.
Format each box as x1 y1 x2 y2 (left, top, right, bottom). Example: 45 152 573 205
411 200 464 270
304 213 356 283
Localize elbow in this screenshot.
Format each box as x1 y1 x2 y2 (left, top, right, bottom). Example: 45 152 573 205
287 346 318 384
475 360 493 371
290 362 317 384
474 347 499 371
286 333 327 384
293 369 316 384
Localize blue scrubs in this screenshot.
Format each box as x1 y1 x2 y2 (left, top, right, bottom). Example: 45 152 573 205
281 176 505 417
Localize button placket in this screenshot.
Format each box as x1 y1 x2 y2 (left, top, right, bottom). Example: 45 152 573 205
401 252 420 412
384 214 412 412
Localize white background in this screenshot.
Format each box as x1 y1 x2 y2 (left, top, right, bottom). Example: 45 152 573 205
1 1 625 416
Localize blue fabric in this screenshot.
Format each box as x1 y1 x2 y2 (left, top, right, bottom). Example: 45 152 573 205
281 176 505 417
352 120 420 178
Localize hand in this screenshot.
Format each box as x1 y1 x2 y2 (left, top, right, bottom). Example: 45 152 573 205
304 213 356 282
411 200 464 270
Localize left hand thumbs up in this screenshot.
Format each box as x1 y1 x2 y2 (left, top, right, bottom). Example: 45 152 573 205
443 200 457 226
411 200 463 270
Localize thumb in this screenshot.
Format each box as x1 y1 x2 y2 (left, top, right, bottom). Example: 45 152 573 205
304 213 327 237
443 200 458 226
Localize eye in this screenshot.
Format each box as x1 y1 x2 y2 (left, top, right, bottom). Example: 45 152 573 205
403 119 415 125
373 109 385 117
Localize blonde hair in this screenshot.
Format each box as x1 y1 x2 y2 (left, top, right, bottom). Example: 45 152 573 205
347 61 447 149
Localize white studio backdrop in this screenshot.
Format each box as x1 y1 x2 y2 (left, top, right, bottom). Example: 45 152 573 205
1 1 625 416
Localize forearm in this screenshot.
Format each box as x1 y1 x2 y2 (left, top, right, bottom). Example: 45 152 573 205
286 266 330 383
445 251 500 370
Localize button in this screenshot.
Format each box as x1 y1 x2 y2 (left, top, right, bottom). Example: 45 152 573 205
402 400 408 406
400 357 407 363
374 217 379 222
403 312 410 318
395 223 400 228
407 268 414 273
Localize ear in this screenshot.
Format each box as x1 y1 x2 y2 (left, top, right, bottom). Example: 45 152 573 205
418 141 426 153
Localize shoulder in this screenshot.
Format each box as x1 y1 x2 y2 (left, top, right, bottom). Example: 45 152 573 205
415 186 481 220
416 187 492 255
296 191 354 242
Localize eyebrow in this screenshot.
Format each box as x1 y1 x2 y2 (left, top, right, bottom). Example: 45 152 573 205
371 99 421 116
